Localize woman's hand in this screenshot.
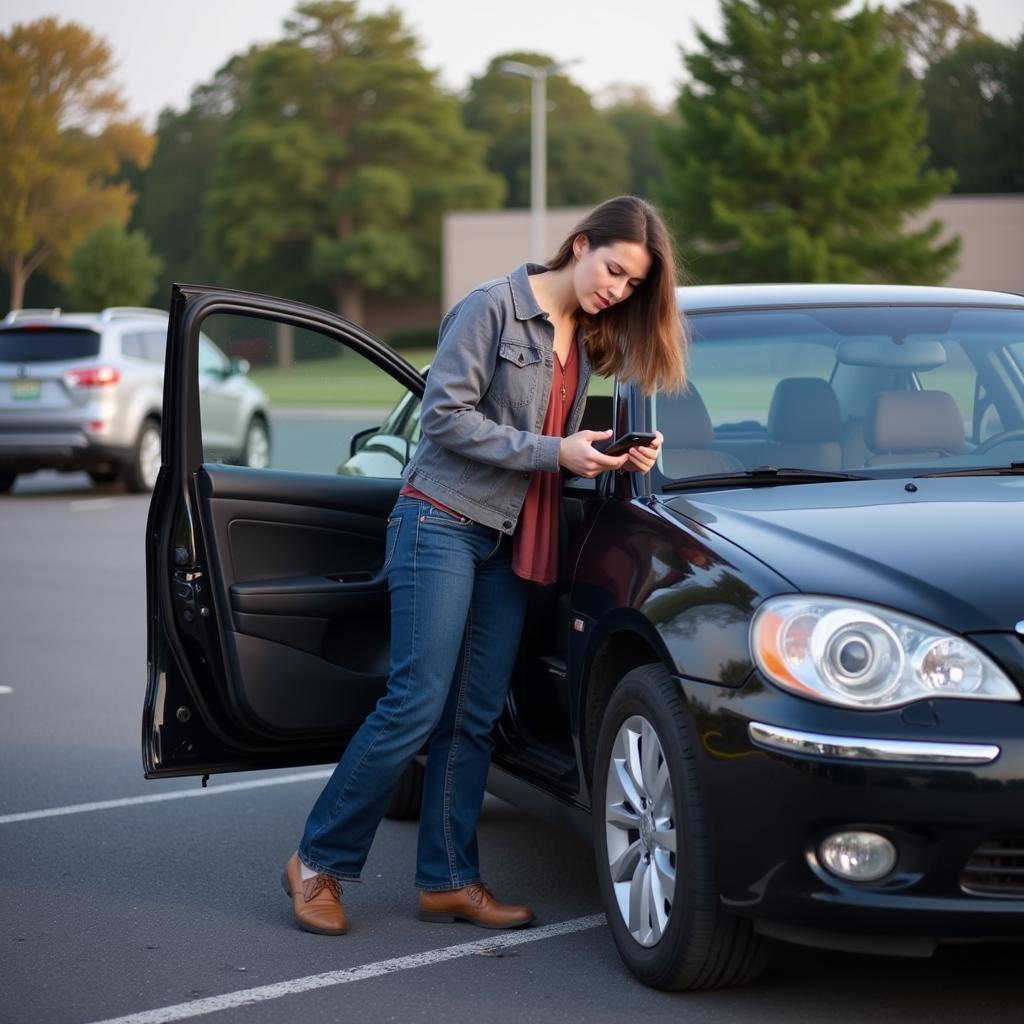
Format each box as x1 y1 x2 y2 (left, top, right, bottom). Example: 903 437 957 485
622 430 663 475
558 429 629 478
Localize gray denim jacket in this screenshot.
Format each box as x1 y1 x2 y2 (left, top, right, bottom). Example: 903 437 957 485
403 262 592 535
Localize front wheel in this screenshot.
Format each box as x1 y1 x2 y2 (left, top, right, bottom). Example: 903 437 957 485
593 663 768 991
123 418 162 493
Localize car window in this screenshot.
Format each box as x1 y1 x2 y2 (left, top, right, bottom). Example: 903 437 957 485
197 312 424 477
145 330 167 364
197 335 229 375
121 331 146 360
0 328 101 362
121 329 167 363
654 305 1024 481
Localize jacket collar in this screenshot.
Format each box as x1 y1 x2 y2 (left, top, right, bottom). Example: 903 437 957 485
508 262 550 321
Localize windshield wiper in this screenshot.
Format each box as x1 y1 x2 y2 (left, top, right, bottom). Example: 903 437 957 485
913 462 1024 479
661 466 870 492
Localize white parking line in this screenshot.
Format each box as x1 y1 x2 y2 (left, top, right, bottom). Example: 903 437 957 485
0 769 333 825
84 914 607 1024
0 685 12 694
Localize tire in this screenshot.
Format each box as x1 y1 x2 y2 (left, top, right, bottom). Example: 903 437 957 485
123 418 162 493
0 472 16 494
593 663 768 991
385 759 425 820
239 416 271 469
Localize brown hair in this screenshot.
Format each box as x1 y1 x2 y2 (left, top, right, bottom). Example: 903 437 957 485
547 195 687 395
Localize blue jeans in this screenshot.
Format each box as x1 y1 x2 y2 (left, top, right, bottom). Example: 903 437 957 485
298 497 530 890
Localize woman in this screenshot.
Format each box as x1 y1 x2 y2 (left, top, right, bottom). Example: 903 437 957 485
282 195 687 934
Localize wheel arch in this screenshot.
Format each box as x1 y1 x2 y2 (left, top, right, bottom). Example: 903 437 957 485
579 612 675 788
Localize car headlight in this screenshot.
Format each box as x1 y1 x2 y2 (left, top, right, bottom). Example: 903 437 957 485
751 596 1019 709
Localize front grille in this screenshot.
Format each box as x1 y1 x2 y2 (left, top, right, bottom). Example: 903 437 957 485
961 836 1024 897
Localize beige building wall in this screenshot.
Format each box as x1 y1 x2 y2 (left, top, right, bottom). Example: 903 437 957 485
444 196 1024 311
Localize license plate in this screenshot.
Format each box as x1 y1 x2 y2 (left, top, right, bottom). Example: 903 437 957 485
12 379 41 400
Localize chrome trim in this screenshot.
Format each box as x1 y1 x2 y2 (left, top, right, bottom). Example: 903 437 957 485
1015 620 1024 637
748 721 1000 765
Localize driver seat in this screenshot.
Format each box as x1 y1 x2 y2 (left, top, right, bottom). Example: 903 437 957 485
657 385 744 478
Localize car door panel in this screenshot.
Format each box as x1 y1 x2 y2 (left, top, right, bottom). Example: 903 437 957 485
198 464 397 738
144 284 424 778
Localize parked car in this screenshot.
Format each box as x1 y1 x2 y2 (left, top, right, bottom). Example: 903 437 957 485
0 306 271 492
145 281 1024 991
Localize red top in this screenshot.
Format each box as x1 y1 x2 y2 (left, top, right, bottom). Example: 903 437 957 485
399 483 459 518
512 339 579 584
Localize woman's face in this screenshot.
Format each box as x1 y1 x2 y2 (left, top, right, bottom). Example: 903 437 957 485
571 236 652 315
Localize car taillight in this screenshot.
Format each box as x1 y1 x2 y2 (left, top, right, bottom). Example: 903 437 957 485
64 366 121 387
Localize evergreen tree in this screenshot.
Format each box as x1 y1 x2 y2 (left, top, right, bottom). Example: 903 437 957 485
659 0 959 285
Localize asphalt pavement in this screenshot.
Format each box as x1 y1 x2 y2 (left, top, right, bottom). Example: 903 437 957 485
3 444 1024 1022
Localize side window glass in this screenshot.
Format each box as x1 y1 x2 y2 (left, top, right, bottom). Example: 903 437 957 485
197 313 420 478
145 331 167 364
121 332 146 360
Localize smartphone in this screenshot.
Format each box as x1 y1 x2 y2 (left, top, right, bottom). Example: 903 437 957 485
596 431 657 458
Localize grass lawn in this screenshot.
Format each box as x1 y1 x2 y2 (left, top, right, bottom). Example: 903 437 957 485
249 349 435 406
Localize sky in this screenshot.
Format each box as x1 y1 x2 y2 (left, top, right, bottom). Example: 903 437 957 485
3 0 1023 129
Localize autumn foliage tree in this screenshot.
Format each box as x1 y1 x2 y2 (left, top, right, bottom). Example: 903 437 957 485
0 18 154 310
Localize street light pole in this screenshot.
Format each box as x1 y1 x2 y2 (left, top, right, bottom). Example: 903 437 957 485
500 60 576 264
529 70 546 264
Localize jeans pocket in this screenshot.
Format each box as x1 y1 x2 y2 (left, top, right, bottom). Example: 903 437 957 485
423 505 472 528
382 515 402 572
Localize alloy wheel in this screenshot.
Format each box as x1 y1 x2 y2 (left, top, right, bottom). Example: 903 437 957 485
604 713 677 947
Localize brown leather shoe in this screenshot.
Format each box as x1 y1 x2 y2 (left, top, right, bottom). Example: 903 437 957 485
281 852 347 935
418 882 534 929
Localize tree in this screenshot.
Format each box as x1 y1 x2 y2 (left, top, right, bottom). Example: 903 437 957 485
0 18 153 309
921 36 1023 193
202 1 503 324
66 218 163 309
882 0 987 76
131 55 252 306
598 87 675 199
658 0 959 285
463 53 630 208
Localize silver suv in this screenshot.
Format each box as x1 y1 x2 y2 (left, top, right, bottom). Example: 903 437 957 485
0 306 271 493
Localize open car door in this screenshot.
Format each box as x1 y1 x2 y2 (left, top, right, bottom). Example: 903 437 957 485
144 285 425 779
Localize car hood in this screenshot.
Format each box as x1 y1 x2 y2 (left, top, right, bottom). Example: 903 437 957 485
658 476 1024 632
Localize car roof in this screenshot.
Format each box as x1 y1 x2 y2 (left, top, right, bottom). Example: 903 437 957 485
0 307 167 331
677 283 1024 313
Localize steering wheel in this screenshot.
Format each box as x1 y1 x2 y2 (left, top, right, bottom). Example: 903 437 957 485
973 428 1024 455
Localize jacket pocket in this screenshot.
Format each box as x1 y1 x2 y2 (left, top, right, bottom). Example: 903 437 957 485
492 339 544 408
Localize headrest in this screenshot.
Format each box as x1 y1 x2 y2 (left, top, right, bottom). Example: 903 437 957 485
865 391 965 454
767 378 842 442
657 385 714 447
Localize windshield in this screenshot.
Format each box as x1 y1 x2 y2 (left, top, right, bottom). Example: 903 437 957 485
0 328 101 363
653 305 1024 486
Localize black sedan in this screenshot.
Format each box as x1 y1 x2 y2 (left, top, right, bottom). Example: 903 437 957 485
145 282 1024 991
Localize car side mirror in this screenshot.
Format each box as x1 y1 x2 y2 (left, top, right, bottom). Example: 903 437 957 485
350 424 382 457
228 358 250 376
